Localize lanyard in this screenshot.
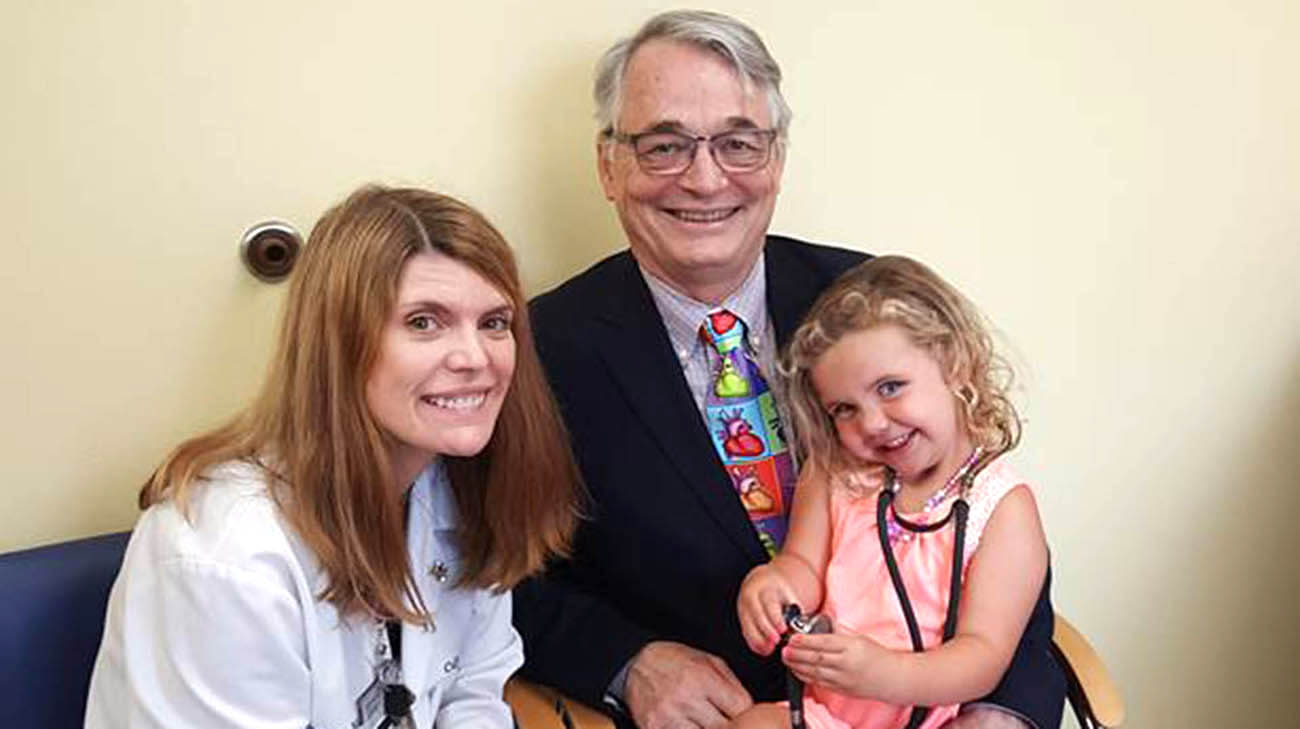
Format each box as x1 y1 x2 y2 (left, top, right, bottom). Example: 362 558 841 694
378 620 413 729
378 491 416 729
875 484 969 729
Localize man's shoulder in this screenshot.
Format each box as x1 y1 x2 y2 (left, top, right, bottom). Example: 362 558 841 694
530 249 635 320
528 249 639 362
765 234 869 276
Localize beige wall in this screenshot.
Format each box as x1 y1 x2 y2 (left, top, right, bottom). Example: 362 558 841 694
3 1 1297 725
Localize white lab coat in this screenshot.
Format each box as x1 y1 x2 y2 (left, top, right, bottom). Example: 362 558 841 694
85 459 521 729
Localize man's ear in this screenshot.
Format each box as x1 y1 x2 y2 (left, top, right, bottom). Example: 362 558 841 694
596 139 617 201
769 139 787 195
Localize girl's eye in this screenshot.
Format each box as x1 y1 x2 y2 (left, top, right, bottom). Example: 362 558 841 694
827 402 855 420
877 380 905 398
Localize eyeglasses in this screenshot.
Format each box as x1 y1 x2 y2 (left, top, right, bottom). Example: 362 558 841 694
609 128 779 176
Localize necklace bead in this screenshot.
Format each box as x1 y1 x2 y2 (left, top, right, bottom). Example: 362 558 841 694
885 447 983 545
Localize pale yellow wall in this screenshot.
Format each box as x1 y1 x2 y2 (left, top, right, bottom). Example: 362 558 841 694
3 1 1296 725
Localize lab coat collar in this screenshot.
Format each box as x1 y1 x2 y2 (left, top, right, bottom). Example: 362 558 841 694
410 458 459 532
401 459 461 711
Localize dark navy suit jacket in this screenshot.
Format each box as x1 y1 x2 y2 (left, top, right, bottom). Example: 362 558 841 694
513 236 1064 728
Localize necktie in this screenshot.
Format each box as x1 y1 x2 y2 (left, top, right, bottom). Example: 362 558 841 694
699 309 796 556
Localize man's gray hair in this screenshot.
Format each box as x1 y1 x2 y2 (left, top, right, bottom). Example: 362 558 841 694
594 10 792 138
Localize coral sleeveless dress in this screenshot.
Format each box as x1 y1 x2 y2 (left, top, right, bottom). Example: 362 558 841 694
801 458 1029 729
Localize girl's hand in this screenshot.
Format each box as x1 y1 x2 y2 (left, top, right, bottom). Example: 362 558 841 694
782 631 890 697
736 563 798 655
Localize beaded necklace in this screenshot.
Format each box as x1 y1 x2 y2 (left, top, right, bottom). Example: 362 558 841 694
884 446 983 545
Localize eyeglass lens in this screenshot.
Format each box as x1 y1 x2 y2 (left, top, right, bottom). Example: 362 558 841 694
632 131 773 174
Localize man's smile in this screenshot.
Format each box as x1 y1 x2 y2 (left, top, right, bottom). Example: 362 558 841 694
663 206 743 223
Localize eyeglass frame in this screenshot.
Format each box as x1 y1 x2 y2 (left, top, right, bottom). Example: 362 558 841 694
604 127 782 176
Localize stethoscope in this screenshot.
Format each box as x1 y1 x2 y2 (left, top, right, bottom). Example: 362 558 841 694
781 460 980 729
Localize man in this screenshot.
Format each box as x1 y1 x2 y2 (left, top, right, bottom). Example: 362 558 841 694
514 10 1064 729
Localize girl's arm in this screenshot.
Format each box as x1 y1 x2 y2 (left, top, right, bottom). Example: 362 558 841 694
737 462 834 655
783 484 1047 706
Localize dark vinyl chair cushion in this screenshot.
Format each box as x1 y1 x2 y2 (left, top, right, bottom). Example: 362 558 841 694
0 531 130 729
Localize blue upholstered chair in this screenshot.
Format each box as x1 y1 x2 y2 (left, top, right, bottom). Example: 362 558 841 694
0 530 613 729
0 531 131 729
0 531 1117 729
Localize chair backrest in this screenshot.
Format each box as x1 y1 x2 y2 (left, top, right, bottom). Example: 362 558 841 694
0 531 130 729
1051 612 1125 728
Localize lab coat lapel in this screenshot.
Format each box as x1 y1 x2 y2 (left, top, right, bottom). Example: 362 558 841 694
401 463 455 705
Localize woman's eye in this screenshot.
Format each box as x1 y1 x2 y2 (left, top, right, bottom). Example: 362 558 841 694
877 380 904 398
482 314 513 333
407 315 439 332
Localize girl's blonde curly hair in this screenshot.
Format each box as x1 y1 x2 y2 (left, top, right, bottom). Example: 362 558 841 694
780 255 1020 487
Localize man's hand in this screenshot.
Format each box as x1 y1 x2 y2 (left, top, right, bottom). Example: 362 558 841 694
942 708 1032 729
624 641 753 729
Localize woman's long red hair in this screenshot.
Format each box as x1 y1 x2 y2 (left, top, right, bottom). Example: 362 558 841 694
140 185 581 622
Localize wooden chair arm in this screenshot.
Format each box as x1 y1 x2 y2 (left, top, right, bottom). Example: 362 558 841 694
505 677 616 729
1053 613 1125 727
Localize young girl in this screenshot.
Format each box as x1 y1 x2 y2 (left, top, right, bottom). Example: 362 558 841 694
734 255 1049 729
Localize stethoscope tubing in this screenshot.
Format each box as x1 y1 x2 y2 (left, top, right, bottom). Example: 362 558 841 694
875 486 968 729
781 482 970 729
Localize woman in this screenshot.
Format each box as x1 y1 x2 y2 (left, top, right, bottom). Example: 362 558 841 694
85 185 580 728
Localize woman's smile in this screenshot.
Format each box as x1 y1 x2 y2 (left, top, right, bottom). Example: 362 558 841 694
367 250 517 480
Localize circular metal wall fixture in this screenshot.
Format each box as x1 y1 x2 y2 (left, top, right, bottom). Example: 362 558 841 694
240 221 303 283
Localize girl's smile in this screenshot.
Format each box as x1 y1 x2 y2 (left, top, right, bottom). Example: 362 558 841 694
810 324 974 501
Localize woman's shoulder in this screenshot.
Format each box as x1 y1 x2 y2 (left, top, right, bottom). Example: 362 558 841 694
130 459 304 582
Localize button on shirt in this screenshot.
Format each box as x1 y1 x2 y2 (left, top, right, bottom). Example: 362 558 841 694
640 254 781 421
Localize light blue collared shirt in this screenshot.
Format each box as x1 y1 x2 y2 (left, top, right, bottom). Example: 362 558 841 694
639 254 781 419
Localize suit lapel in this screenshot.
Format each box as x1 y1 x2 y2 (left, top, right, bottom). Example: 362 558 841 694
593 256 765 561
765 236 824 348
